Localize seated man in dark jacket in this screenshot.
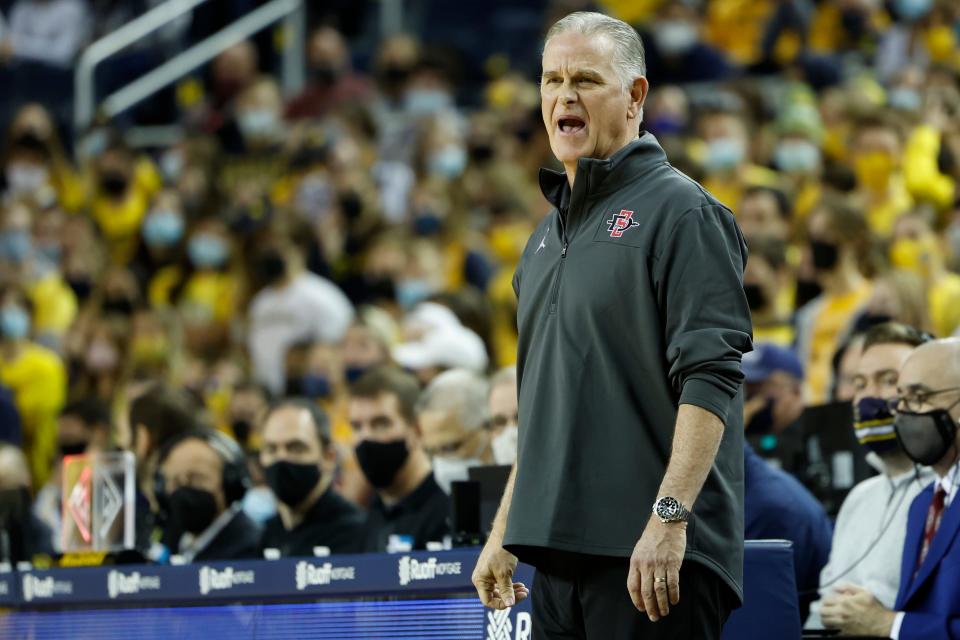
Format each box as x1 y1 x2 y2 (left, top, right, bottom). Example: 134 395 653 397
349 367 451 552
158 429 260 562
259 399 364 556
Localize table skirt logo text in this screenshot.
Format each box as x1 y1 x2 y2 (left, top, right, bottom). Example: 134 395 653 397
398 556 462 586
199 566 255 595
107 570 161 599
295 561 356 590
22 574 72 602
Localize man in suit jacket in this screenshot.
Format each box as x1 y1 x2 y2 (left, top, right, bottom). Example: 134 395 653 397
821 339 960 638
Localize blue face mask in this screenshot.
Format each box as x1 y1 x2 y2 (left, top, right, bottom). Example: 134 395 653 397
237 109 279 139
344 365 369 384
187 233 228 269
427 146 467 179
241 485 277 525
0 306 30 340
396 279 433 309
888 87 922 112
704 138 745 172
893 0 933 21
142 210 185 248
854 396 900 456
405 89 452 116
0 231 32 263
296 373 333 400
413 210 444 236
774 140 821 173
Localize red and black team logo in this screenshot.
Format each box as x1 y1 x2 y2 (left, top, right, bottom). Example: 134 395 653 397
607 209 640 238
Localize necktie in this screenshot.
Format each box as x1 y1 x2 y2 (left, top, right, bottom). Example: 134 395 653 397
917 486 947 573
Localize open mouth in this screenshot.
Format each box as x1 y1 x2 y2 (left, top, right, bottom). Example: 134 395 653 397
557 116 586 135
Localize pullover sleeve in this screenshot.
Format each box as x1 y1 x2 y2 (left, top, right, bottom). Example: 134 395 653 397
653 204 753 423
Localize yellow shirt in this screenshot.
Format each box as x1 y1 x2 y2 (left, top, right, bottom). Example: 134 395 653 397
904 125 956 213
0 343 67 487
596 0 664 24
861 177 913 239
179 271 240 325
704 0 775 65
753 323 794 348
929 274 960 338
801 282 873 404
26 271 78 337
90 159 162 264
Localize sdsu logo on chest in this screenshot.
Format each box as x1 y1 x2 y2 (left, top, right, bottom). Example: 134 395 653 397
606 209 639 238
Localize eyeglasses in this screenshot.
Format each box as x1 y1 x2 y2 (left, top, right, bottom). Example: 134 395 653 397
887 387 960 413
488 413 519 429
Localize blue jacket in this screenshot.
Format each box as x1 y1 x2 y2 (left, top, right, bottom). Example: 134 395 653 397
895 482 960 639
744 443 833 620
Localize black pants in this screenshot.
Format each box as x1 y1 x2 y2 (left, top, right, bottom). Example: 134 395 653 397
531 551 737 640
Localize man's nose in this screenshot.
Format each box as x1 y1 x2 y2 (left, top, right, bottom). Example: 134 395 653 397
560 81 577 103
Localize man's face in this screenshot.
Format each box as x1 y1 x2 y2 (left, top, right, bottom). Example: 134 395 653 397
418 409 484 460
853 343 914 405
739 192 788 241
160 439 226 514
743 255 778 312
746 371 804 432
260 406 324 466
540 32 645 167
341 326 387 369
488 381 518 437
349 393 414 446
897 348 960 422
58 415 91 454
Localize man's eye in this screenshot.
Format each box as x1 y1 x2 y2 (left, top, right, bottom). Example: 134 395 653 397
545 77 561 84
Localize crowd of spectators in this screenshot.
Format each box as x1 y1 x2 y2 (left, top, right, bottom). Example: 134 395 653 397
0 0 959 633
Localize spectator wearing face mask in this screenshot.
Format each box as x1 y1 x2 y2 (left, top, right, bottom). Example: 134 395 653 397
89 137 162 265
697 106 781 211
247 241 354 396
0 200 77 347
796 200 874 404
259 399 364 557
416 369 492 494
158 429 260 562
349 367 450 552
890 210 960 337
0 443 54 564
742 343 806 470
285 26 371 121
641 0 732 86
822 338 960 638
487 366 518 466
850 113 913 238
807 322 935 630
772 103 826 221
129 190 186 294
743 236 794 347
738 185 793 244
0 284 66 488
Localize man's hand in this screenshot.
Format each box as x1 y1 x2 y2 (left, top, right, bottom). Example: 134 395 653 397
627 517 686 621
821 584 897 637
472 538 529 610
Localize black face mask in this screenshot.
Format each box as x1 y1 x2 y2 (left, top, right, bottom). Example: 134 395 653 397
265 460 322 507
468 143 494 163
810 240 840 271
68 277 93 302
231 419 252 447
746 398 775 435
355 439 409 488
895 408 960 466
168 487 219 534
795 279 823 308
311 65 341 86
59 441 88 458
99 173 129 197
102 296 134 316
743 284 767 311
380 65 411 88
255 250 287 285
344 365 368 385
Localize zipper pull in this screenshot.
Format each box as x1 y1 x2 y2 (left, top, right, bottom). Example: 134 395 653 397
561 244 567 258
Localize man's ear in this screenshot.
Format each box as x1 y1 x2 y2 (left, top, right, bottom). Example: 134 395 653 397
627 76 649 121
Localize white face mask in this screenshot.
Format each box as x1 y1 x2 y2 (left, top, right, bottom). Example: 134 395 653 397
432 456 482 494
241 485 277 525
491 425 519 466
6 164 49 195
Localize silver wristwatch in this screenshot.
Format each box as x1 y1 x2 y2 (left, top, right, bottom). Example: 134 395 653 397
652 496 690 524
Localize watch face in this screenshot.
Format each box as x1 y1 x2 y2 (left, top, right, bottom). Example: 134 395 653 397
656 497 681 520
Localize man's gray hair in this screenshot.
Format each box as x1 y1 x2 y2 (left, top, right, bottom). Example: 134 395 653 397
544 11 646 91
417 369 490 432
